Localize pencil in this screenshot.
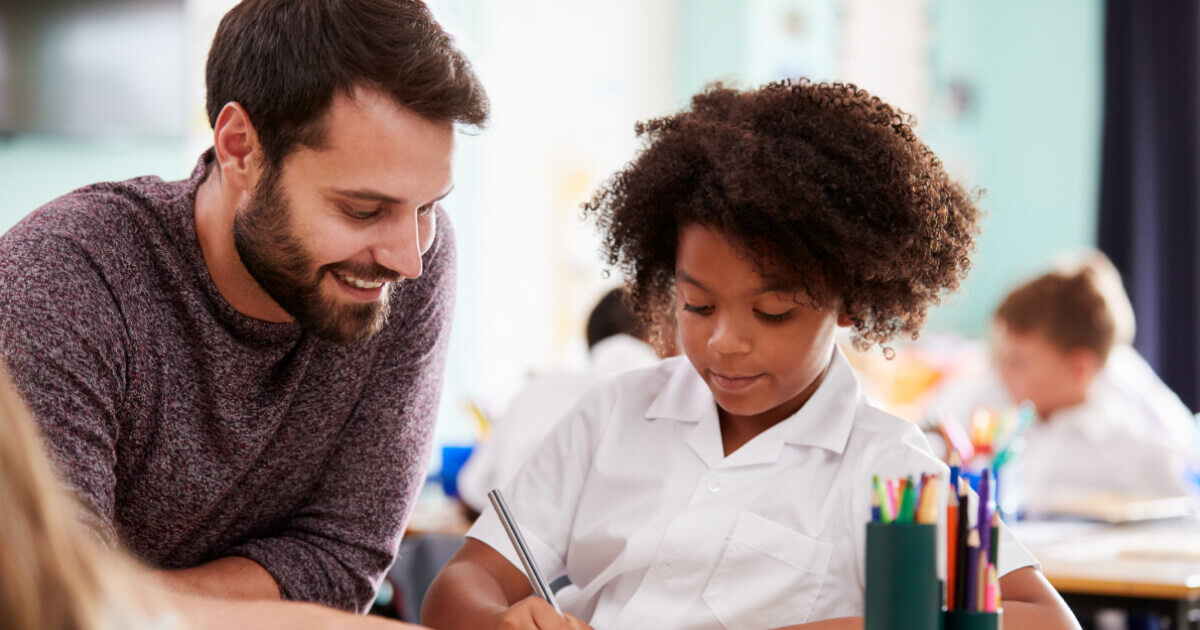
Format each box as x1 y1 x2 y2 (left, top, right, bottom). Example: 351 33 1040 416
954 478 970 610
487 489 563 617
918 475 939 524
976 547 987 611
964 529 981 612
989 511 1000 567
897 476 915 522
948 449 961 497
978 469 992 569
873 476 890 523
871 488 881 523
947 484 959 609
983 564 997 612
885 478 898 522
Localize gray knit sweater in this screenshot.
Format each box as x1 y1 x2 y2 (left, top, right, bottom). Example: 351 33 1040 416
0 151 454 612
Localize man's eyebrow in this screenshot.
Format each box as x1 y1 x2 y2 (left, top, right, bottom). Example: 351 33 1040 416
328 184 454 206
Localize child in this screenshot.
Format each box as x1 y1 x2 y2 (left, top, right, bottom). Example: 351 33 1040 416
458 288 662 513
422 80 1077 629
991 258 1196 510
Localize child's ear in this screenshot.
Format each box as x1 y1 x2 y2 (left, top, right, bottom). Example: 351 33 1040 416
1067 348 1102 384
836 312 853 327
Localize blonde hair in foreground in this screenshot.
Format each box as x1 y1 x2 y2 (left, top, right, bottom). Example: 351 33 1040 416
0 362 110 630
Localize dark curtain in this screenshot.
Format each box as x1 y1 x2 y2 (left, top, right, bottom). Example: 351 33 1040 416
1098 0 1200 411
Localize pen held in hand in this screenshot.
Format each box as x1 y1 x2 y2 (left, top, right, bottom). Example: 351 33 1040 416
487 488 564 617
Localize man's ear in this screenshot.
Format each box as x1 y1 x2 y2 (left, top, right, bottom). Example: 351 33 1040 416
211 102 262 194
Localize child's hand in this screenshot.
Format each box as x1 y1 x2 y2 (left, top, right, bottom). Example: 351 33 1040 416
491 597 593 630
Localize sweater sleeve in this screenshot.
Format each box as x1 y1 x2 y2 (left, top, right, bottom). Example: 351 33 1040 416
229 210 457 612
0 231 129 544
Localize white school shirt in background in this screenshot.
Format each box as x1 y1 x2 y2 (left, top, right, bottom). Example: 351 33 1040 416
468 348 1038 629
930 345 1198 467
458 334 660 512
1021 386 1194 510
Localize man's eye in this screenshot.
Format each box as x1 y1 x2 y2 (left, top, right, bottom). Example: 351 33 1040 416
417 203 437 216
342 204 378 220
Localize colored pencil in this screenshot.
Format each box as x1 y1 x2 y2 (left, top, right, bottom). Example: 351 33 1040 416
871 488 881 522
989 511 1000 567
955 478 971 610
964 529 981 612
885 478 898 522
947 486 959 608
948 449 962 497
897 476 916 522
978 469 992 568
976 547 987 611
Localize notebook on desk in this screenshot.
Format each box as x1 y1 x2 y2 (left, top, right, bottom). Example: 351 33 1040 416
1026 492 1195 524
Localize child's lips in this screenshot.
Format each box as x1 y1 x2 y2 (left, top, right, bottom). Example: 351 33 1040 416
709 370 764 391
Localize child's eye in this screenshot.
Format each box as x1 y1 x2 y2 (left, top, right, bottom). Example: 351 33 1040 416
756 309 792 322
682 303 713 315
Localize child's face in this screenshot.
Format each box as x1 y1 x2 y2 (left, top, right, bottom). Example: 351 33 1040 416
674 224 843 427
992 321 1096 419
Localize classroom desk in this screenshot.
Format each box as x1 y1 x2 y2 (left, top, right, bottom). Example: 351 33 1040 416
1013 520 1200 628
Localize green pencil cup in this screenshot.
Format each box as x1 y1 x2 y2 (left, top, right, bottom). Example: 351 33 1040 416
943 610 1001 630
865 522 942 630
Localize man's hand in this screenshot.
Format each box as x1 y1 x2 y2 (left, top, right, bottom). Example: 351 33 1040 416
490 597 593 630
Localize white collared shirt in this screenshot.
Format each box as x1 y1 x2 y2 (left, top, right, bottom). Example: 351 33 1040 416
469 349 1037 629
458 335 660 512
1021 386 1193 509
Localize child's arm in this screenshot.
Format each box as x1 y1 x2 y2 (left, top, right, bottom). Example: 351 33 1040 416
989 566 1080 629
422 539 592 630
765 567 1079 630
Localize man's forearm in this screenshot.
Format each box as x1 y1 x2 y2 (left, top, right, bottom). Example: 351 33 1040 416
156 556 281 601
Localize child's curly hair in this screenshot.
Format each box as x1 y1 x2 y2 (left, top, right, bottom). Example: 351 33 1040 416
583 79 981 352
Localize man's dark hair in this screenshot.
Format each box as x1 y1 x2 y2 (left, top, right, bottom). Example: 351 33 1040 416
586 288 641 350
206 0 489 167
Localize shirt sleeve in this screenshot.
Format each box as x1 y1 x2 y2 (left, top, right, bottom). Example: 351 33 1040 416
229 210 456 612
0 232 128 545
466 379 613 582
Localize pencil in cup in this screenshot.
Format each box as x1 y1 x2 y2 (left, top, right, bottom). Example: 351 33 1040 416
487 489 563 617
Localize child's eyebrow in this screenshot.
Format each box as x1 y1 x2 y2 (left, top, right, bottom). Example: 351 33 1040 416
676 270 797 296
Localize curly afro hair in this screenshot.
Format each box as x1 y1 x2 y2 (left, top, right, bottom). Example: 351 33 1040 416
583 79 981 352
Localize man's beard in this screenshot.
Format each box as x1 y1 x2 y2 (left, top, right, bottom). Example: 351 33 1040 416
232 163 398 344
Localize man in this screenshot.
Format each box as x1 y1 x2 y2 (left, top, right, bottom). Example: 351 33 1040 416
0 0 487 613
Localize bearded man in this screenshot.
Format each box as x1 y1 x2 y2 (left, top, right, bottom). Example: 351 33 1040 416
0 0 487 613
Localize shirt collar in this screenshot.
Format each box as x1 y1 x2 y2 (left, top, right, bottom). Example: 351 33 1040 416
644 346 861 461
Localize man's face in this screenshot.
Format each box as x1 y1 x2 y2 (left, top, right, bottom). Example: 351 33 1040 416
234 86 455 344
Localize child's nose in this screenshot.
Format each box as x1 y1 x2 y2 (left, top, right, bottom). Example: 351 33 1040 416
707 317 752 355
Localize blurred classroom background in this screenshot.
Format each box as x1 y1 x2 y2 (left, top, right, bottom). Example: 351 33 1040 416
0 0 1109 455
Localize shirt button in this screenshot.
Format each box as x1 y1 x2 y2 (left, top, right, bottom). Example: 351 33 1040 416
707 481 720 493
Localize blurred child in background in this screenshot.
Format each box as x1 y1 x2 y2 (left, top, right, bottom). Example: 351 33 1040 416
457 288 663 513
992 253 1196 510
934 251 1197 511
